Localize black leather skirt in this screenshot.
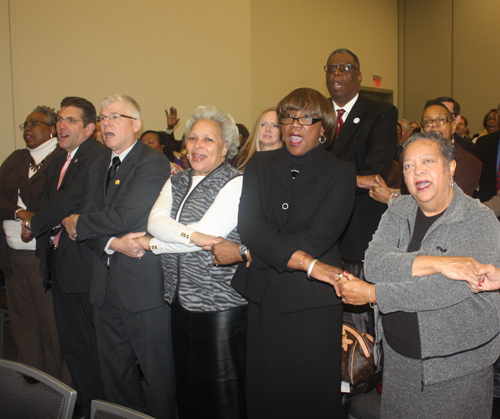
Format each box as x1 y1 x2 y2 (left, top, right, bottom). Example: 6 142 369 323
171 299 248 419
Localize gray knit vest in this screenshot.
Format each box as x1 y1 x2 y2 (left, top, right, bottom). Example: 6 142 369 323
161 162 247 312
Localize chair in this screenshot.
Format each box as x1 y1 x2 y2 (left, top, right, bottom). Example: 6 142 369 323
0 286 8 359
0 359 77 419
91 400 155 419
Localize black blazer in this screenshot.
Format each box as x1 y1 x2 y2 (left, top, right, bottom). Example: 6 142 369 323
330 95 398 261
30 136 107 292
232 146 356 313
475 131 500 202
76 141 171 313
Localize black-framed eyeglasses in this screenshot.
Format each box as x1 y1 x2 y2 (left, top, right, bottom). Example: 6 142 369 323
56 116 83 125
421 116 450 128
324 63 359 73
19 120 52 131
97 113 136 123
279 116 322 126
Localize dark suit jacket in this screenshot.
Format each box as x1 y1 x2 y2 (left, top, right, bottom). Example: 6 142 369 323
454 134 478 157
329 95 398 261
76 141 171 313
232 146 356 313
475 131 500 202
453 142 482 197
30 137 107 292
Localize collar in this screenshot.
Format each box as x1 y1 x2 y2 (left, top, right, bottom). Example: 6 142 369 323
332 93 359 120
28 137 58 164
111 140 137 163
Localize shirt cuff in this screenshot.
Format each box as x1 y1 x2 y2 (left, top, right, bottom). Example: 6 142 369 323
105 237 116 255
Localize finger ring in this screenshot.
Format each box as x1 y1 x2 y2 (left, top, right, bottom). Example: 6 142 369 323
342 298 346 303
337 273 344 280
213 255 218 267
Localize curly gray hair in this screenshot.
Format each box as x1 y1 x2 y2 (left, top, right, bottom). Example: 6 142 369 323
32 105 57 126
185 106 240 159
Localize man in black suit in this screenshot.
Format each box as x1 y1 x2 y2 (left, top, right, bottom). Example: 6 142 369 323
27 97 107 417
62 94 175 419
476 105 500 203
325 48 398 267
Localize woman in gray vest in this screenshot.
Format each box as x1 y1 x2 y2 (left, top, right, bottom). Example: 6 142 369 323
137 106 247 418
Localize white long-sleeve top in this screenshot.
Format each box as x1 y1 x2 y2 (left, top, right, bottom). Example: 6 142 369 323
147 175 242 254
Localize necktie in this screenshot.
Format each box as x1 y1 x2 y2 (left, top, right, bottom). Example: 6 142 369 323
336 109 345 138
53 154 72 247
107 156 121 190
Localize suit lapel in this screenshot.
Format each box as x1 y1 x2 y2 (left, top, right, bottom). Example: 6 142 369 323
59 136 95 189
331 96 367 155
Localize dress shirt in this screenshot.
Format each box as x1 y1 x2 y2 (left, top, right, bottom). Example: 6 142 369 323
332 93 359 123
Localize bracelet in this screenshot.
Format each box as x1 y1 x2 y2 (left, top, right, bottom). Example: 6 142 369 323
298 254 307 271
14 208 22 221
389 189 399 203
306 259 318 280
368 285 375 309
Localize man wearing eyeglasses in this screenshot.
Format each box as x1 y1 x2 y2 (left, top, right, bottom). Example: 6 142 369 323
61 94 174 419
25 96 107 418
325 49 398 327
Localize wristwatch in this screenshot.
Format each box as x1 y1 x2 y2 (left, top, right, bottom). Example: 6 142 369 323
238 244 248 263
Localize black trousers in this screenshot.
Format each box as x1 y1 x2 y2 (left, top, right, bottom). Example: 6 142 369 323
50 246 106 417
172 299 247 419
94 275 176 419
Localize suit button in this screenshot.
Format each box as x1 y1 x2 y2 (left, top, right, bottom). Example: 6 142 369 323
282 203 289 210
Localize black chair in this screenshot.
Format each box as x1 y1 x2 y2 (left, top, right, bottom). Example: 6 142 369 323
0 359 77 419
0 286 8 359
91 400 155 419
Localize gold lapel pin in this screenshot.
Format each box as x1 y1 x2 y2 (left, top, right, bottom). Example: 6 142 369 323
115 180 120 185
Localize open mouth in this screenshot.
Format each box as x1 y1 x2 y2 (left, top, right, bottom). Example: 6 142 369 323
416 180 431 191
288 134 303 146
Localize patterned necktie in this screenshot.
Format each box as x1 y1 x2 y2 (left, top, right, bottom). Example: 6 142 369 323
106 156 121 190
53 154 72 247
336 109 345 138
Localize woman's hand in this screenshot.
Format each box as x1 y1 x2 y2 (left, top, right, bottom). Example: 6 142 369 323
212 238 242 265
190 231 222 250
134 235 152 250
477 264 500 291
338 273 374 305
309 260 344 288
413 255 481 283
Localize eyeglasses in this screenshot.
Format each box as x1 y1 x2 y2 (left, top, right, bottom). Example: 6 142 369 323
324 63 359 73
279 116 322 126
421 116 450 128
56 116 83 125
19 120 52 131
97 113 136 123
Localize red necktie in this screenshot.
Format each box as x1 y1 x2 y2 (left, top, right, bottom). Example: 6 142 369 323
336 109 345 138
53 154 72 247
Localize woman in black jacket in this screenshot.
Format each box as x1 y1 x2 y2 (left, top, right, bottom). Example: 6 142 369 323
225 87 356 418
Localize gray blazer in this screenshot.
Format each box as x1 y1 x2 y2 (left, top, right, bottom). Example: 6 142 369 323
365 186 500 385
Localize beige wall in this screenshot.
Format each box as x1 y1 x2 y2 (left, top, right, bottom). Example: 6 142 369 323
1 0 399 162
400 0 500 136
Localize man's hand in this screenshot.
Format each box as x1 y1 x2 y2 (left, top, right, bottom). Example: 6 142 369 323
62 214 79 241
357 174 384 189
16 209 35 222
165 107 180 130
110 232 147 258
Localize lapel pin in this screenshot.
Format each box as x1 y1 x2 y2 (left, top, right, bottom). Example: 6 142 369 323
115 180 120 185
73 159 78 163
353 117 360 124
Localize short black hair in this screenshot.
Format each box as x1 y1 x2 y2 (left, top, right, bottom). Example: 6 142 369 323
60 96 96 127
327 48 360 69
422 100 453 120
434 96 461 115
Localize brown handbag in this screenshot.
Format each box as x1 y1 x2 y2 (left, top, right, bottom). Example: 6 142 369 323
341 323 375 385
